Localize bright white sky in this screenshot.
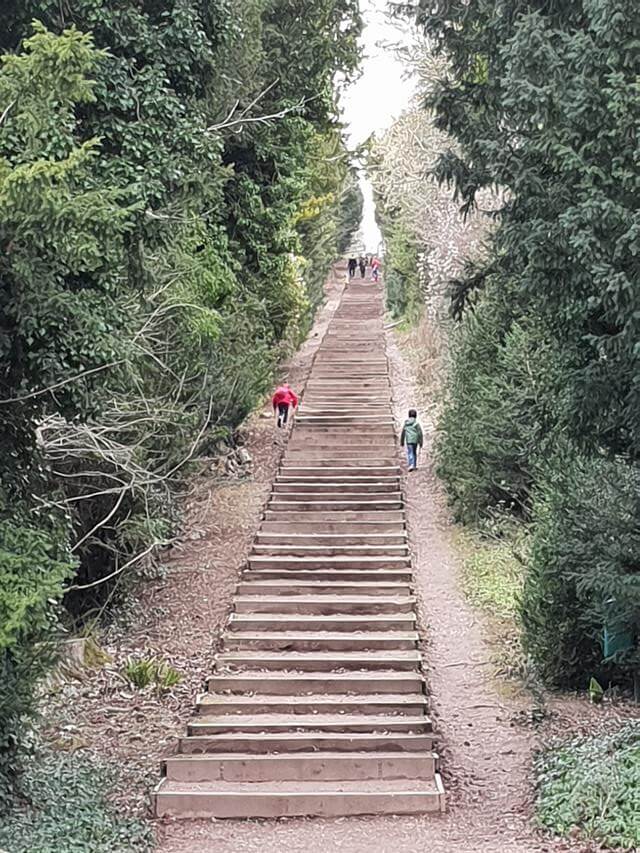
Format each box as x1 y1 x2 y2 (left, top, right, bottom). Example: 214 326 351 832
340 0 417 253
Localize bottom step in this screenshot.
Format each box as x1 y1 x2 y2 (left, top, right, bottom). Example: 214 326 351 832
163 751 437 782
154 775 445 818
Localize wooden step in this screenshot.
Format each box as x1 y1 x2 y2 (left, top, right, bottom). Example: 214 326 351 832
155 776 445 818
255 532 407 545
227 613 417 632
179 730 435 754
232 594 417 615
163 750 437 782
222 630 419 651
213 650 422 672
187 714 431 736
259 520 406 534
263 511 406 523
251 543 409 556
271 483 399 494
247 555 410 570
206 670 424 694
196 693 428 716
242 569 412 582
235 581 412 597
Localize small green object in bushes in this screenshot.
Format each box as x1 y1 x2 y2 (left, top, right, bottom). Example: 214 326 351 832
588 677 603 704
603 622 635 660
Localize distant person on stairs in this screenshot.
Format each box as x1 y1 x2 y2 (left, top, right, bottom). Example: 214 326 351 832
348 257 358 278
371 256 380 282
400 409 423 471
358 256 366 278
272 382 299 428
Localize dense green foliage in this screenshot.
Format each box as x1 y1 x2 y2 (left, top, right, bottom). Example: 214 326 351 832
408 0 640 687
380 218 421 321
0 0 361 790
0 743 152 852
535 722 640 849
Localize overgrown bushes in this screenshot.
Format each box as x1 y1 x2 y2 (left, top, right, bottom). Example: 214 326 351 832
382 220 421 322
0 515 74 791
523 450 640 688
0 0 361 791
403 1 640 689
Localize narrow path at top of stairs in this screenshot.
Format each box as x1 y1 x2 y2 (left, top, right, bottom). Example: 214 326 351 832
154 280 445 820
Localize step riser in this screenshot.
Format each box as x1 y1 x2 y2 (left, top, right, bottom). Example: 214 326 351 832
214 658 421 672
188 720 429 736
223 637 417 651
178 733 435 753
163 754 436 783
275 477 401 485
283 460 397 471
248 558 410 569
259 521 406 534
263 512 406 523
206 675 424 694
196 700 427 717
278 461 401 472
251 548 409 558
281 459 397 468
233 600 415 615
155 790 442 819
255 534 407 545
242 570 412 582
270 493 402 503
271 484 400 494
236 583 412 597
227 615 417 632
267 503 403 512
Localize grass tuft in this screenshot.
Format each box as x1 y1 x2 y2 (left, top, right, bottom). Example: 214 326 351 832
122 655 181 691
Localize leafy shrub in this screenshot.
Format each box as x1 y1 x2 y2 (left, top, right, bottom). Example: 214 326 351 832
0 0 362 797
383 220 422 321
122 656 181 691
522 448 640 688
0 514 74 795
535 722 640 850
437 277 577 525
0 743 152 851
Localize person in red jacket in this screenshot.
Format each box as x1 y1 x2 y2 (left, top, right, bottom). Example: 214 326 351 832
272 382 298 428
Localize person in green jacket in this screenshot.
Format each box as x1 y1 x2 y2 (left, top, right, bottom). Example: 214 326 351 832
400 408 424 471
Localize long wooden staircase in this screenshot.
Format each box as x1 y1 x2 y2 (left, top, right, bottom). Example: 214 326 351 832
154 280 445 818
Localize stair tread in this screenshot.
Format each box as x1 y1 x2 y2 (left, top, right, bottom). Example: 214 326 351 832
191 713 430 727
166 749 434 761
223 631 419 640
217 650 421 661
199 693 426 706
207 670 422 681
157 777 440 794
249 556 410 564
233 597 416 610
